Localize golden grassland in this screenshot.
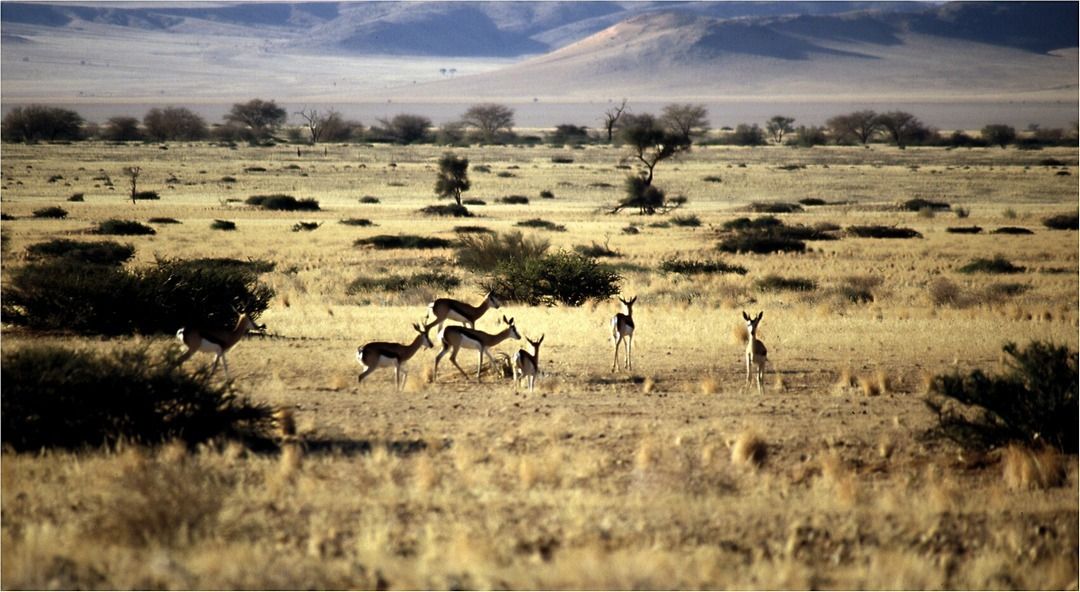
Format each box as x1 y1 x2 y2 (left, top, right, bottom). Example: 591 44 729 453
1 140 1078 589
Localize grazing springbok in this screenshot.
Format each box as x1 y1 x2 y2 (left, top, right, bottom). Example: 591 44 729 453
611 295 637 372
356 321 436 390
177 312 265 380
434 315 520 382
742 311 768 393
512 334 545 391
427 291 502 332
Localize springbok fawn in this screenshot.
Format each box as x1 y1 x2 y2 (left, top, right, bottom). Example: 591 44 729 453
611 295 636 372
513 334 545 391
177 312 265 380
742 311 768 393
356 321 436 390
427 291 501 332
434 315 520 382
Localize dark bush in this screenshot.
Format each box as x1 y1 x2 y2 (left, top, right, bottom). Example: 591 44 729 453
68 192 85 202
703 175 723 183
991 226 1034 235
26 239 134 266
1 345 273 451
498 195 530 205
354 235 453 250
220 176 237 183
1043 213 1078 230
149 217 181 224
419 203 473 217
575 241 621 258
516 218 566 232
462 199 487 206
749 202 802 214
798 198 826 206
2 257 273 335
1 105 83 142
836 275 881 303
670 214 701 227
621 225 640 235
457 230 549 272
539 190 555 199
496 171 516 178
245 194 320 211
244 166 267 173
359 196 381 204
717 233 805 254
340 218 374 227
723 216 783 231
210 219 237 231
1 213 16 221
901 198 949 211
483 251 621 306
473 165 492 173
755 275 817 292
660 257 747 275
845 225 922 239
1038 158 1065 167
926 341 1077 452
958 255 1025 274
946 226 982 234
346 271 460 295
95 219 156 235
292 222 320 232
551 156 574 164
32 206 68 219
133 190 160 201
454 225 494 235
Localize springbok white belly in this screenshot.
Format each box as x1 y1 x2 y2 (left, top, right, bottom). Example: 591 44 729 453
357 350 398 370
456 334 484 351
446 309 469 323
178 329 224 354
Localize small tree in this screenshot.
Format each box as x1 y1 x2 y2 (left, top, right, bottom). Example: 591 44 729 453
143 107 208 141
661 103 709 142
1 105 83 143
875 111 928 149
730 123 766 146
982 124 1017 149
434 152 470 206
826 110 881 145
612 114 691 215
766 115 795 144
294 107 344 144
461 103 515 143
104 116 142 142
791 125 827 147
123 166 141 206
548 124 590 146
601 98 629 143
377 113 432 144
225 99 287 140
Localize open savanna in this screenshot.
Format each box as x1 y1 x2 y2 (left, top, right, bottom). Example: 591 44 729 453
2 139 1078 589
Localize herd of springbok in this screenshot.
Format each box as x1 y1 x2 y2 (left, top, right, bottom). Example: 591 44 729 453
177 293 770 392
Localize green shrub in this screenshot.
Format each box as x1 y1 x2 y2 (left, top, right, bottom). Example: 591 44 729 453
346 271 460 294
32 206 68 219
958 255 1025 274
901 198 949 211
670 214 701 227
456 231 549 272
210 219 236 231
755 275 817 292
498 195 530 205
946 226 982 234
149 217 181 224
26 238 134 266
845 225 922 239
660 257 747 275
2 258 273 335
483 251 621 306
95 219 156 235
133 190 160 201
419 203 472 217
1 344 273 451
926 341 1078 452
340 218 374 226
354 235 453 250
749 202 802 214
515 218 566 232
1043 213 1078 230
574 241 621 258
245 194 319 211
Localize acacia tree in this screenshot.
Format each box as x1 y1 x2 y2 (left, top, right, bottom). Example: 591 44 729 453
377 113 432 144
661 103 709 143
766 115 795 144
981 124 1016 149
143 107 207 141
613 113 691 214
826 110 882 145
601 98 629 143
461 103 514 143
225 99 286 139
104 116 142 142
295 107 343 144
875 111 927 149
434 152 470 206
1 105 83 143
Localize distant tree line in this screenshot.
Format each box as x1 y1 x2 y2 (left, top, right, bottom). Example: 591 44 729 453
2 99 1076 150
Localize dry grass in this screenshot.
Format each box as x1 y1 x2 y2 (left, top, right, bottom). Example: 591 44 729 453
730 429 768 468
1002 445 1069 490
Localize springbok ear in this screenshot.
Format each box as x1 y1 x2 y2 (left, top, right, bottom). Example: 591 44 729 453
629 296 638 305
742 311 750 321
502 315 510 324
538 334 545 344
756 312 764 321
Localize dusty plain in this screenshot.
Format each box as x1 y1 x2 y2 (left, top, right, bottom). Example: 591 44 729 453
1 139 1078 589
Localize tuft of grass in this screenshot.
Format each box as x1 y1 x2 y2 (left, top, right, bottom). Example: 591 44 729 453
245 194 320 211
354 234 453 250
1042 213 1078 230
339 218 374 227
68 192 85 202
462 198 487 206
836 275 881 303
94 219 156 235
574 240 621 258
453 225 494 235
210 219 237 231
703 175 723 183
148 217 181 224
958 255 1025 274
1002 445 1068 490
347 271 460 295
755 275 817 292
419 203 473 217
539 190 555 199
731 430 767 467
32 206 68 219
133 190 160 201
660 257 747 275
798 198 826 206
291 222 320 232
845 226 922 239
515 218 566 232
900 198 950 211
457 230 549 272
498 195 530 205
26 238 134 266
699 375 721 395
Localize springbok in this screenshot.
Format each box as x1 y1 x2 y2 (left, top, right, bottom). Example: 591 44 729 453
427 291 501 332
177 312 265 380
742 311 768 393
512 334 545 391
434 315 520 382
356 321 436 390
611 295 637 372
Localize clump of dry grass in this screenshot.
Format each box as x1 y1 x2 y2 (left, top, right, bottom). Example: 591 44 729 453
857 376 881 396
731 323 749 345
835 366 857 393
634 437 659 472
275 408 297 441
1002 445 1067 490
818 451 858 506
641 376 656 394
699 375 721 395
730 430 767 468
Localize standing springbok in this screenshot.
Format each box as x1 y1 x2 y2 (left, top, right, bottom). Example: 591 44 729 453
742 311 768 393
512 334 544 391
427 291 502 332
177 312 265 380
611 295 637 372
434 315 520 382
356 321 436 390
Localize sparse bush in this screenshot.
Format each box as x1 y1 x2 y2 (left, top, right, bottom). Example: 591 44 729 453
928 277 962 306
498 195 530 205
95 219 156 235
749 202 802 214
946 226 982 234
68 192 85 202
958 255 1025 274
245 194 319 211
901 198 950 211
453 225 494 235
992 226 1033 235
717 233 805 254
32 206 68 219
354 235 453 250
359 196 380 204
660 257 747 275
798 198 826 206
419 203 472 217
539 190 555 199
496 171 515 178
346 271 460 295
703 175 723 183
953 206 970 218
210 219 236 231
516 218 566 232
483 251 621 306
473 164 492 173
550 156 574 164
926 341 1078 452
845 225 921 239
291 222 319 232
26 239 134 266
722 216 782 231
149 217 181 224
133 190 160 201
670 214 701 227
456 230 549 272
1042 213 1078 230
756 275 817 292
836 275 882 303
1 344 273 451
340 218 374 227
462 199 487 206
